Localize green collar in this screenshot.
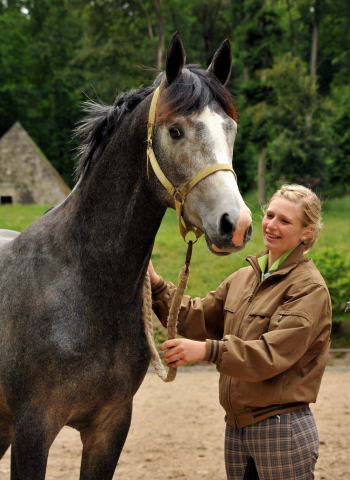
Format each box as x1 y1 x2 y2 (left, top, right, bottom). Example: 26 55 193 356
258 249 294 281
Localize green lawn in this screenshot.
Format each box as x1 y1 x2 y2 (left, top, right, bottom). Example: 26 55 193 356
0 204 51 231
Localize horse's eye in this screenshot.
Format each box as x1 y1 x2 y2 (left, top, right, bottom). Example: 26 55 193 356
169 126 183 139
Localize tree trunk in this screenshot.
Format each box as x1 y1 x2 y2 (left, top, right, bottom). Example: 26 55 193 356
154 0 164 70
310 19 318 79
258 148 266 206
307 1 320 128
137 0 154 40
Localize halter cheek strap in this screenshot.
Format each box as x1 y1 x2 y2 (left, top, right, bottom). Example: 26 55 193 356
146 86 236 242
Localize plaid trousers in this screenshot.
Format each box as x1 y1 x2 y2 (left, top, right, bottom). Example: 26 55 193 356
225 408 319 480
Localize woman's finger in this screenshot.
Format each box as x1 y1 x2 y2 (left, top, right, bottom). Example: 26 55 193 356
160 339 179 350
164 349 181 362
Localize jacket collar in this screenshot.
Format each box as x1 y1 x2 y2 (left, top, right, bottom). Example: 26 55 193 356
246 243 309 279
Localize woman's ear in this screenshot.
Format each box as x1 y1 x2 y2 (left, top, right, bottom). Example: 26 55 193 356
301 225 314 242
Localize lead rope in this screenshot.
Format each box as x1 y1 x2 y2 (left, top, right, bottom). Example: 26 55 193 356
143 241 193 382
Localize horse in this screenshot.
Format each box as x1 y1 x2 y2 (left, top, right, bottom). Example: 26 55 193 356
0 33 252 479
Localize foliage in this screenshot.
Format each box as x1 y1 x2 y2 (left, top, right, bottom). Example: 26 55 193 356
248 54 334 194
310 248 350 326
326 85 350 196
0 0 350 194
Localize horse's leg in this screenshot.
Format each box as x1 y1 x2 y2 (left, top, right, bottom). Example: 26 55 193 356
79 402 133 480
11 408 60 480
0 406 13 458
0 423 11 459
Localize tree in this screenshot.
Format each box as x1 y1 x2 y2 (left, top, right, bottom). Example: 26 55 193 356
231 0 283 199
251 54 333 194
0 8 34 134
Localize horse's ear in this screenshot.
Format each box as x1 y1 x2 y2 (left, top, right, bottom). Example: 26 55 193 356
165 32 186 85
207 39 232 85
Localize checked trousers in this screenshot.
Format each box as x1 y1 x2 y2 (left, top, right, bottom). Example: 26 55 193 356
225 408 319 480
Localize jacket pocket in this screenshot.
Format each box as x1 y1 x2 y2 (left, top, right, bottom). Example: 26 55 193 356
268 310 310 331
223 297 238 335
238 311 271 339
223 307 236 336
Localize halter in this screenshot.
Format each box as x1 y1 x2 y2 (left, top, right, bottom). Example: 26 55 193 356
146 86 236 242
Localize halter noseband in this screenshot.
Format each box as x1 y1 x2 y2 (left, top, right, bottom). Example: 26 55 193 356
146 86 236 242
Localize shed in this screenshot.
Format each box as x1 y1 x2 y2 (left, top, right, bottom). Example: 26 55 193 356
0 122 70 205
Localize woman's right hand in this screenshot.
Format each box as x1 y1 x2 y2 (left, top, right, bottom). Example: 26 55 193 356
148 260 161 287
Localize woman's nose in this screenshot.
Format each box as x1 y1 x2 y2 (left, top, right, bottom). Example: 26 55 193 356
267 218 276 229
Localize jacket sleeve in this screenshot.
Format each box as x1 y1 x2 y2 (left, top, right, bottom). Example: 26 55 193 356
152 273 235 342
216 282 332 382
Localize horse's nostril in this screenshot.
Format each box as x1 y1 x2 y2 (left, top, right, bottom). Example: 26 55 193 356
245 225 253 242
220 213 233 235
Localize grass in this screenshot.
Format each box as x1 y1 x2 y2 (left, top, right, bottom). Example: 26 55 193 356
0 204 51 231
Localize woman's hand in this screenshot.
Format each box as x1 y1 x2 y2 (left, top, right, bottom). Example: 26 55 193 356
147 260 161 287
160 338 206 367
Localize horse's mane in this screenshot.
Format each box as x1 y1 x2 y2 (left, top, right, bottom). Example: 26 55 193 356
74 85 154 179
74 65 238 179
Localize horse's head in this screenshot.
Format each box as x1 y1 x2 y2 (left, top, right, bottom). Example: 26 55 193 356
149 33 252 255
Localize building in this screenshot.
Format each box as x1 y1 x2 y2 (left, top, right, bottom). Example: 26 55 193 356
0 122 70 205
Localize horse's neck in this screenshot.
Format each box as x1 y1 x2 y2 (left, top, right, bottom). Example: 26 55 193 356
65 115 165 295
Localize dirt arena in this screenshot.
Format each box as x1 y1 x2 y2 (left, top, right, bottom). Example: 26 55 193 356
1 364 349 479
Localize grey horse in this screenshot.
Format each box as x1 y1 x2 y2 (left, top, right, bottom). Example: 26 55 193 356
0 33 251 479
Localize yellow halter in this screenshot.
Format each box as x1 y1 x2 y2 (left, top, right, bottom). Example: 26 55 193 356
146 86 236 242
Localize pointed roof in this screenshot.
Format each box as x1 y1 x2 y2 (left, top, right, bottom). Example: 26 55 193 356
0 122 70 204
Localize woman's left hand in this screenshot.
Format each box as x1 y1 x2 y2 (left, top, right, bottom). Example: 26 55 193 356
160 338 206 367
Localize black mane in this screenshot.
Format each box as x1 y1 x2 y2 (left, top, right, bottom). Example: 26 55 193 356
74 65 236 180
74 85 154 179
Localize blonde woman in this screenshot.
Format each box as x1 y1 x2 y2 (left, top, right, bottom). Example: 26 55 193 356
149 184 331 480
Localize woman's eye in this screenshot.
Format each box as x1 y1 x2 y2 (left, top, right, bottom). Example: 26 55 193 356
169 126 183 139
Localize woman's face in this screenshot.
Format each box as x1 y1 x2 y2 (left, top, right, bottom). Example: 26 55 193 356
262 198 311 258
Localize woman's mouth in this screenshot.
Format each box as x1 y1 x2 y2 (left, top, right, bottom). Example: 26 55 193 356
265 232 280 240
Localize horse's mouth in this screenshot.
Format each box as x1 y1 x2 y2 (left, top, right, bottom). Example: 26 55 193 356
205 225 252 256
208 242 245 256
204 235 246 256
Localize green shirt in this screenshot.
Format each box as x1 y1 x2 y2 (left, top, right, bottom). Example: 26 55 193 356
258 249 293 281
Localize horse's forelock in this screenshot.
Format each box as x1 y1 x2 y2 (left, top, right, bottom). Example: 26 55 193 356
156 66 238 124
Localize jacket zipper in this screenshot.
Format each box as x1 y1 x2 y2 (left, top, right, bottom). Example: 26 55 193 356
236 257 276 336
248 281 260 303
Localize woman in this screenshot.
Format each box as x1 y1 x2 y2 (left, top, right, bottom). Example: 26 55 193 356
149 184 331 480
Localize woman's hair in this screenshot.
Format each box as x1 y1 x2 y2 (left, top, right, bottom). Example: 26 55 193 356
269 184 322 251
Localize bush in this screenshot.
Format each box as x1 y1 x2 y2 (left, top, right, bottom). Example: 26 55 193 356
311 248 350 328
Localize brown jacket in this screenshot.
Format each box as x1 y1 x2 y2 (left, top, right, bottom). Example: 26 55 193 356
152 244 332 428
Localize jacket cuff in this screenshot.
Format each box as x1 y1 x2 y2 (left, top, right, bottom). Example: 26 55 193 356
205 340 225 364
151 276 167 296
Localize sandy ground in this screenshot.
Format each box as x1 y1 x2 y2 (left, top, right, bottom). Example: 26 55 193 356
1 364 349 479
